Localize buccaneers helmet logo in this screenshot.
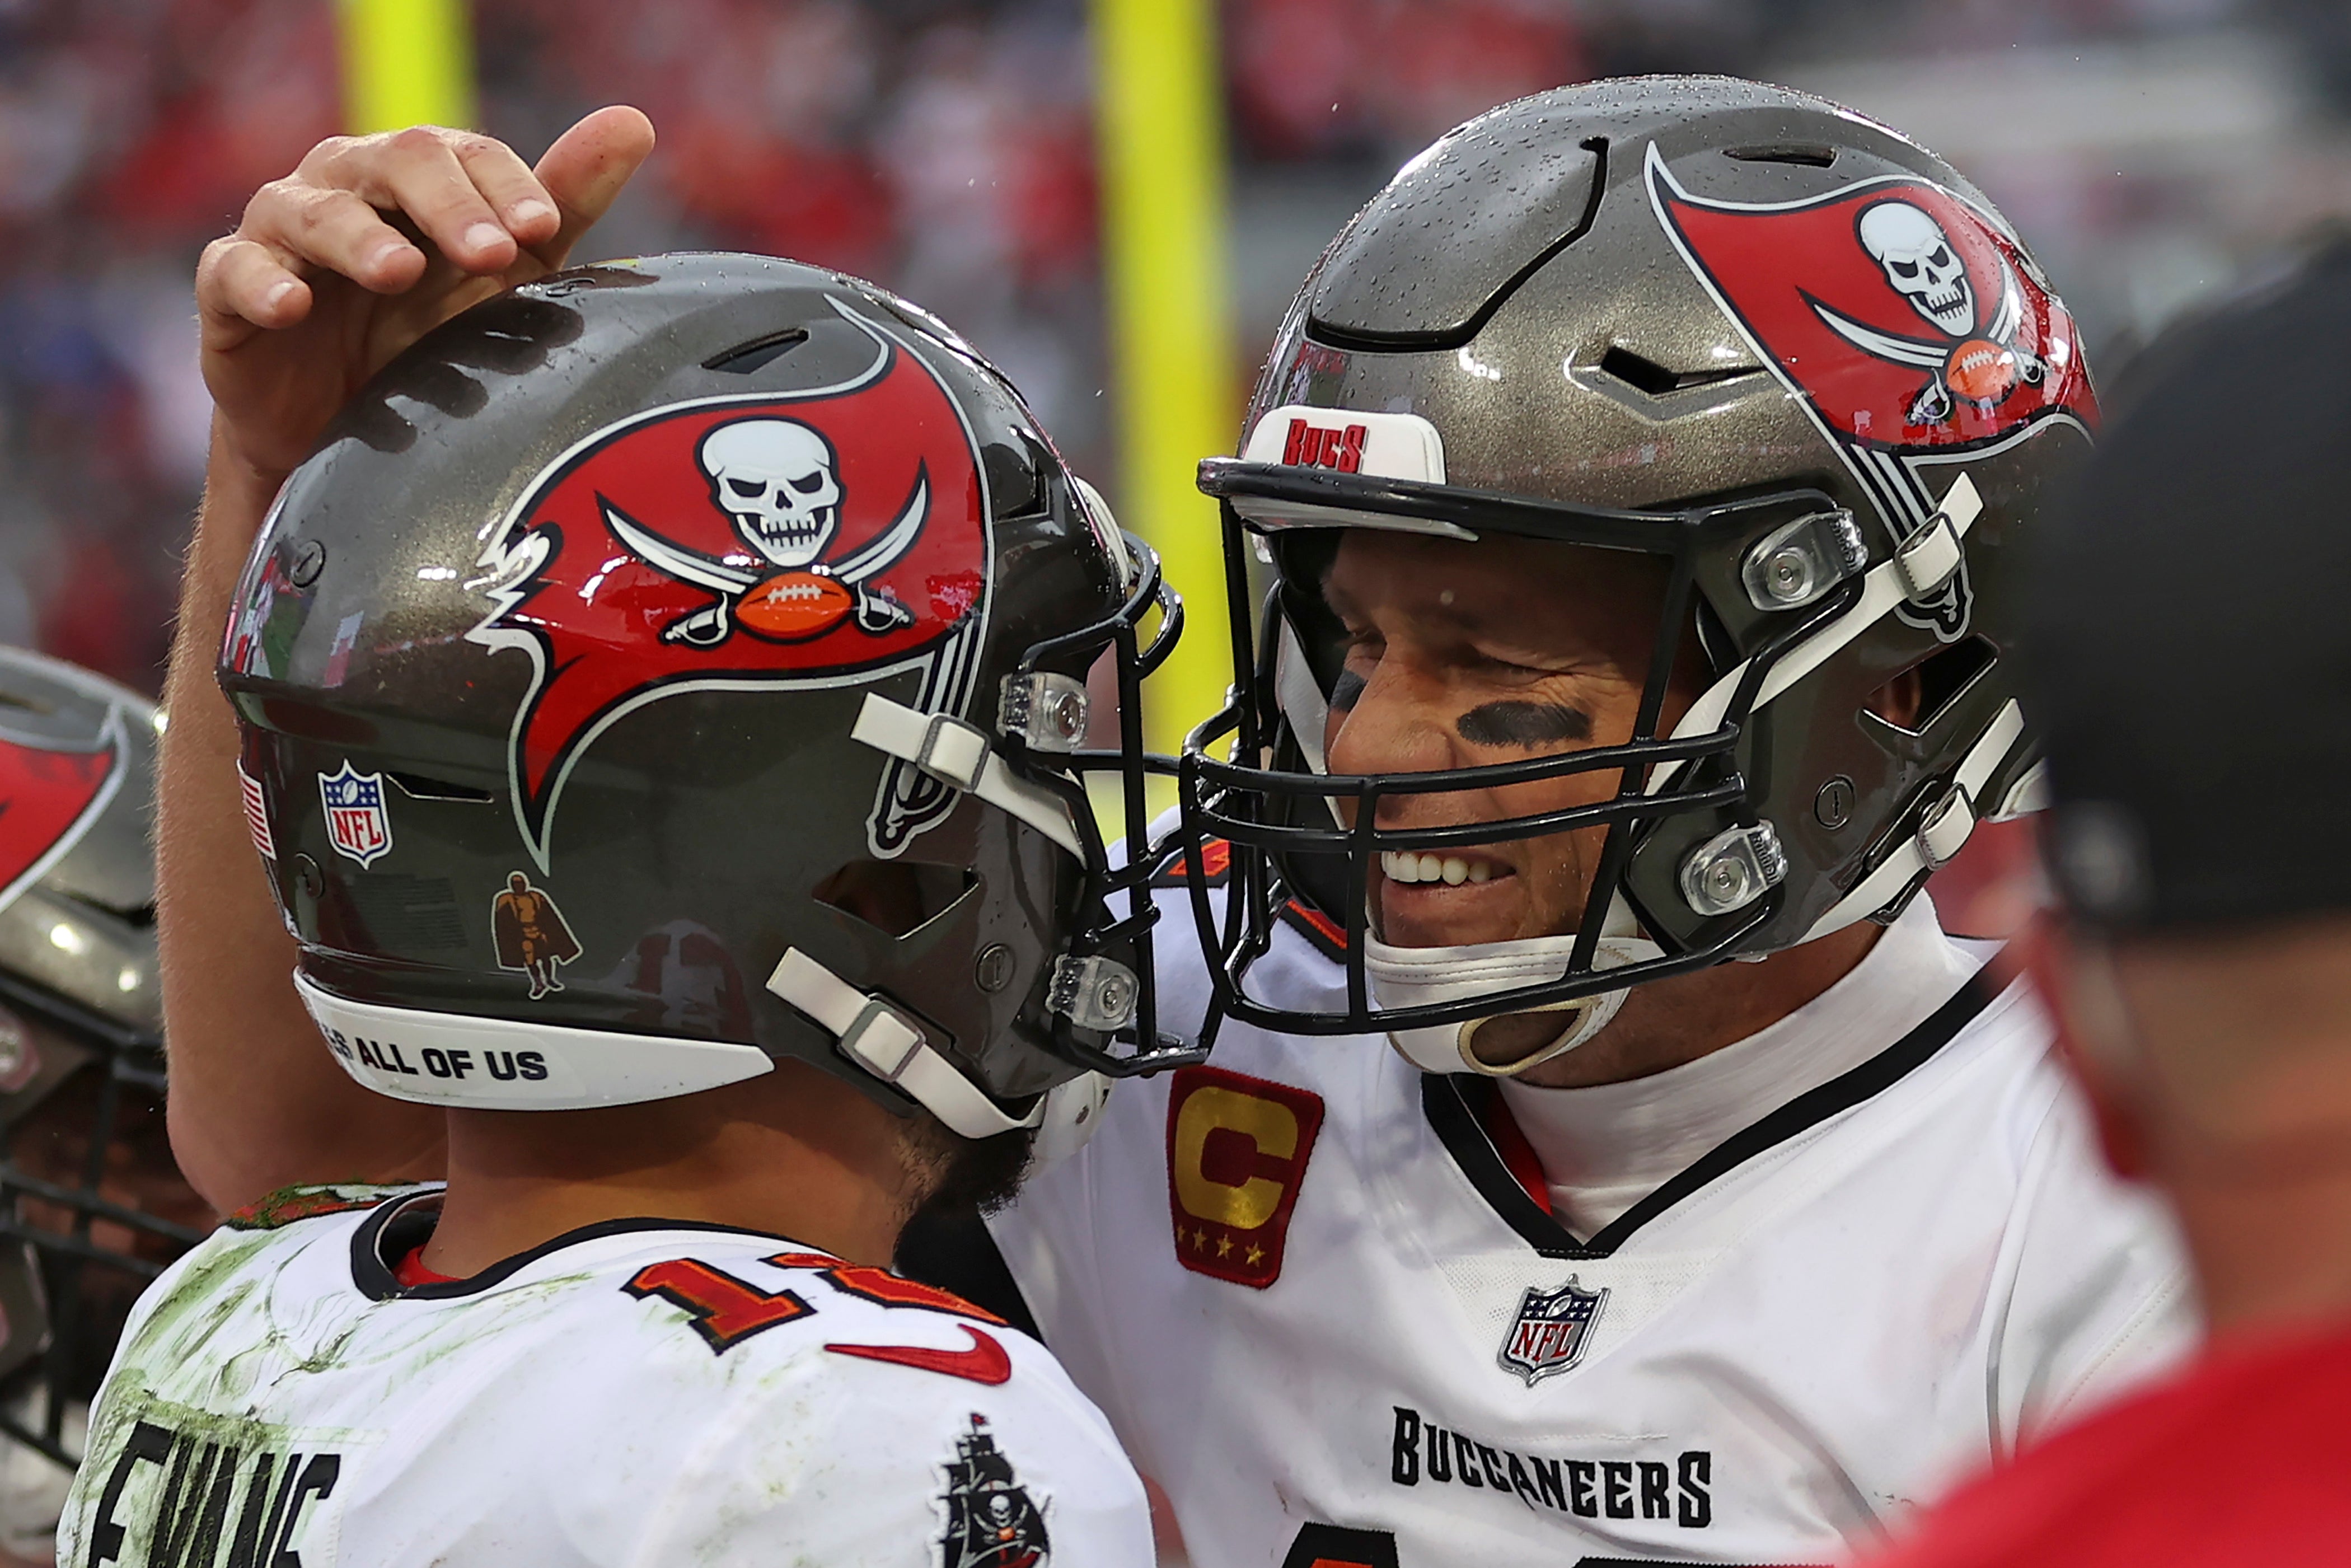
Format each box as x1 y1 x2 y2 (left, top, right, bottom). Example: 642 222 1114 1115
605 412 926 648
1648 144 2097 640
470 305 992 865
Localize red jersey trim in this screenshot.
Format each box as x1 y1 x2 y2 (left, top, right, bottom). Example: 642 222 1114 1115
392 1247 458 1288
1477 1087 1553 1216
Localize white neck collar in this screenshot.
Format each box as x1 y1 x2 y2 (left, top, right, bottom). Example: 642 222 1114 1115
1495 896 1986 1237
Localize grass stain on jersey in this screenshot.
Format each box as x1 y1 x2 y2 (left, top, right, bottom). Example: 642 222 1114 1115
69 1386 367 1568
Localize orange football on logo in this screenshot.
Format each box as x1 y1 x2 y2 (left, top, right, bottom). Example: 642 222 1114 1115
738 572 854 642
1945 339 2017 404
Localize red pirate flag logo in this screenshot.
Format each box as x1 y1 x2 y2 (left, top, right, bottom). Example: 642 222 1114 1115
0 704 123 913
1647 144 2097 639
469 307 992 864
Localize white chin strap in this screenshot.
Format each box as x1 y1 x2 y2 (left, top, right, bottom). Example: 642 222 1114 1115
1640 471 2029 941
1646 474 1984 800
766 948 1111 1160
830 691 1108 1160
1366 896 1664 1076
850 694 1084 854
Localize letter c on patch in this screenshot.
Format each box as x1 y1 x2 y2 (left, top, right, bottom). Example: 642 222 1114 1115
1172 1086 1299 1229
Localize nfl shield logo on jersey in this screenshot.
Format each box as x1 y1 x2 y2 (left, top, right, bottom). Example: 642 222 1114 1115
319 762 393 868
1498 1276 1608 1386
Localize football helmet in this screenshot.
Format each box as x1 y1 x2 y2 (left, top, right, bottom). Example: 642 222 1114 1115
0 649 208 1545
1179 78 2091 1073
223 254 1189 1153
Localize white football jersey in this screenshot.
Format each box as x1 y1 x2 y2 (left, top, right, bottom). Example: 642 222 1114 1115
989 885 2194 1568
60 1186 1149 1568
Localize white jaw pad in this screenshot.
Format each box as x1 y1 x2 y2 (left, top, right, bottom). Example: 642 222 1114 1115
296 972 775 1110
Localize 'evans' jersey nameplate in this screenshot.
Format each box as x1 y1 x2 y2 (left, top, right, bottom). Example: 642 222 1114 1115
79 1396 363 1568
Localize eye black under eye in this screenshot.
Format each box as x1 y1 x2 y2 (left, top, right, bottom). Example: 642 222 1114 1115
1457 700 1590 748
1329 669 1367 712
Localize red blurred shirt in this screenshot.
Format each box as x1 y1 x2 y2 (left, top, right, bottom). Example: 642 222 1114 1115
1870 1326 2351 1568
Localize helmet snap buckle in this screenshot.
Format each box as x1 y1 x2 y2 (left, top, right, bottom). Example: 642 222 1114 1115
1048 954 1140 1032
999 672 1090 753
838 996 927 1082
1679 821 1788 917
914 714 992 792
1916 783 1977 871
1893 511 1964 601
1740 509 1865 611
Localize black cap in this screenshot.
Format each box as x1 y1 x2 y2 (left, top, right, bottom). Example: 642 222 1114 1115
2032 242 2351 929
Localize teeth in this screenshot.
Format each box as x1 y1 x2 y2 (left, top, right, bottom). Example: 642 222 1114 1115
1380 851 1498 886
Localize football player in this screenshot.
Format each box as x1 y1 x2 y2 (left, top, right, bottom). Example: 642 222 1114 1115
972 77 2196 1567
0 649 210 1566
65 114 1175 1568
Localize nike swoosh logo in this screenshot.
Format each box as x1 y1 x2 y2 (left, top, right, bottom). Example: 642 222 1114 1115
825 1324 1011 1385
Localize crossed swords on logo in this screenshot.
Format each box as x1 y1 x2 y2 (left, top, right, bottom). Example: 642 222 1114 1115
598 474 928 648
1810 260 2046 428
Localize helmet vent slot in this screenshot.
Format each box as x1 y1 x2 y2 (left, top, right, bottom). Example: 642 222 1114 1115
1871 635 1997 738
387 773 494 804
1597 346 1751 397
1723 144 1838 168
816 860 980 940
701 328 811 375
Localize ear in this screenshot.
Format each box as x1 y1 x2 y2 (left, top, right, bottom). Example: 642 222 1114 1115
2020 916 2152 1182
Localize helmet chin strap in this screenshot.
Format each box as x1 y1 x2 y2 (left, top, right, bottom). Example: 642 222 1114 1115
1365 895 1663 1076
766 948 1111 1163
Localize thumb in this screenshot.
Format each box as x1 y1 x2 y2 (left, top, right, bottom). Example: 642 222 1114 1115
528 106 657 272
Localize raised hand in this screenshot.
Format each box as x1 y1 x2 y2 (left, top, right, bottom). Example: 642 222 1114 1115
195 106 655 479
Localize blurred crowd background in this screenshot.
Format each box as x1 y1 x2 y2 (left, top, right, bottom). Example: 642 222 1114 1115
3 0 2348 695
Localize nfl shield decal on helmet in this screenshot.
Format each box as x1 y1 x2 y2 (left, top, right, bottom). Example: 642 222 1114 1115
318 762 394 868
467 301 992 867
1498 1276 1607 1386
1646 143 2097 642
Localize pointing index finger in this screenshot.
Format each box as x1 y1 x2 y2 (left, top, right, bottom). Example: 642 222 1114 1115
527 107 657 272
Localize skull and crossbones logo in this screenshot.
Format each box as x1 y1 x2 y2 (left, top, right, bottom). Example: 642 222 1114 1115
1812 199 2046 426
704 419 844 568
601 415 925 647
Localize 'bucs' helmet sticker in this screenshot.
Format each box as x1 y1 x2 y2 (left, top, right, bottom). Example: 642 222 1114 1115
0 702 123 914
1647 143 2098 640
471 302 994 865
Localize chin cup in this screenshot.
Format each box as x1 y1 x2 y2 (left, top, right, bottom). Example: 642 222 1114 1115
1366 897 1664 1076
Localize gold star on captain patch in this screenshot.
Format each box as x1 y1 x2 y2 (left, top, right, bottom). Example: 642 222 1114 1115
1245 1243 1265 1267
1191 1227 1207 1249
1215 1235 1233 1258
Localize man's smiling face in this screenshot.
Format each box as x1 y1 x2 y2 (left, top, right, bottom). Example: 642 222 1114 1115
1321 528 1710 952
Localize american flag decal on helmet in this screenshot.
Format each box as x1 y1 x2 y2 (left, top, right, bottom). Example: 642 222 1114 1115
238 762 275 861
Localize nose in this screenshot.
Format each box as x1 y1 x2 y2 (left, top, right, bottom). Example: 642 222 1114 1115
1323 657 1467 828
